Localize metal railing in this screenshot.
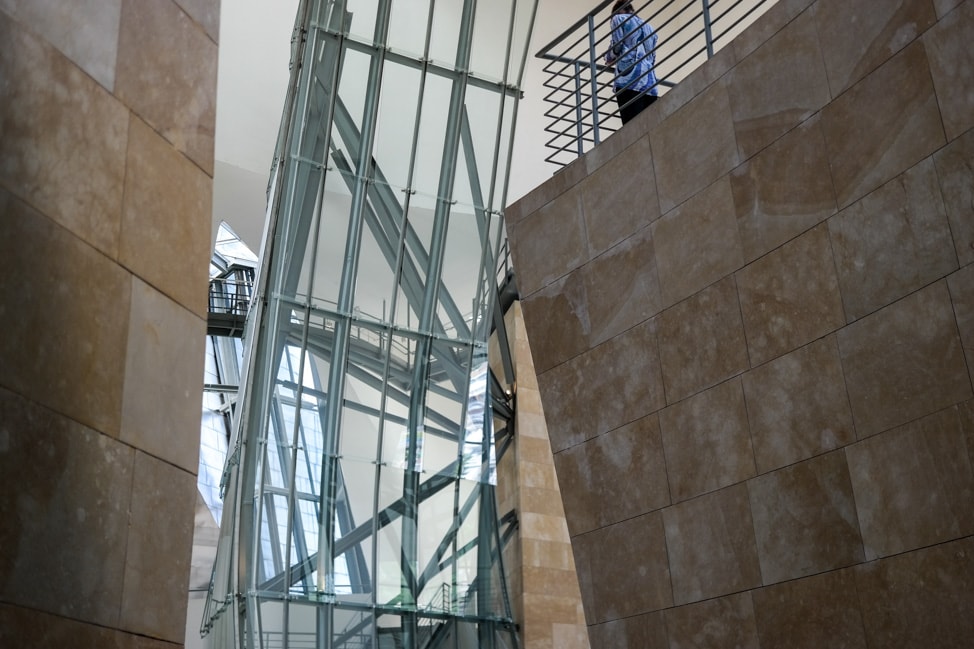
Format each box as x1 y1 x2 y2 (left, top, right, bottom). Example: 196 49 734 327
537 0 776 167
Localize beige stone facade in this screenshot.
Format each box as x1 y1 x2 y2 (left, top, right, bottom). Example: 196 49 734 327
507 0 974 646
493 303 590 649
0 0 218 645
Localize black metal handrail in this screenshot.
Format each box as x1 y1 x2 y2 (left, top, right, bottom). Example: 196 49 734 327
536 0 776 167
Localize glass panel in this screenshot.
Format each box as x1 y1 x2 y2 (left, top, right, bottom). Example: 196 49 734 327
374 62 422 192
311 174 353 311
437 208 486 342
507 0 537 84
352 201 397 323
388 0 432 58
463 85 503 202
411 72 453 203
469 0 512 81
345 0 380 45
393 203 434 330
428 2 462 67
333 607 375 647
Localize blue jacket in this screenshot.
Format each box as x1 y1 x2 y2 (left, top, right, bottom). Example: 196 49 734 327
606 12 658 94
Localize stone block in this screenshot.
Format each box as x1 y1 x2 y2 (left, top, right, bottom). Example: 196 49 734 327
663 592 759 649
837 281 971 437
582 224 661 347
662 484 762 605
120 278 205 472
829 158 956 321
948 265 974 386
855 537 974 649
728 8 831 158
116 0 218 173
511 187 586 298
812 0 937 96
846 406 974 560
0 388 134 628
0 12 128 257
934 126 974 266
174 0 221 42
748 450 864 584
119 117 212 318
751 569 868 649
742 335 855 473
653 177 744 308
0 0 122 90
521 269 589 374
580 136 660 257
587 612 667 649
651 81 741 213
657 276 749 404
731 115 837 263
119 452 197 642
587 512 672 621
0 603 116 647
0 192 130 436
737 223 845 366
821 40 945 208
731 0 817 61
660 379 755 503
924 0 974 140
538 318 664 453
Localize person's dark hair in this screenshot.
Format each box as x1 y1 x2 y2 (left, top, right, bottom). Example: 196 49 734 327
613 0 635 13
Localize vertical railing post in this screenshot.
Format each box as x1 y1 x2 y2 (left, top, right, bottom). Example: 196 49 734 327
573 61 585 157
587 14 601 146
701 0 715 57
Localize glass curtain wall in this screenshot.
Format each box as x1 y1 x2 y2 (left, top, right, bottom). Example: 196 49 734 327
202 1 537 647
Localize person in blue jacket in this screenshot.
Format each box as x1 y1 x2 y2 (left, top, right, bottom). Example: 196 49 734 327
605 0 659 124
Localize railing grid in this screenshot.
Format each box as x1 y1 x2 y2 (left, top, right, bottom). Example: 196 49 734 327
537 0 777 167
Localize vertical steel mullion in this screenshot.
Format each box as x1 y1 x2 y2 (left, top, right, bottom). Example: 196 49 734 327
587 14 601 145
313 2 355 600
702 0 715 57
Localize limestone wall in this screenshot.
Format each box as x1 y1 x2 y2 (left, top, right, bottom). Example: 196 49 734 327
506 0 974 646
0 1 219 645
492 303 591 649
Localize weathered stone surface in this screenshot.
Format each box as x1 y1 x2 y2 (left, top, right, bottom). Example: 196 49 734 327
742 335 855 473
737 224 845 365
728 8 831 158
846 406 974 560
731 115 837 263
748 450 864 584
657 277 749 404
0 11 128 257
829 158 956 321
116 0 218 173
660 379 755 503
821 40 945 208
663 484 762 605
837 281 971 437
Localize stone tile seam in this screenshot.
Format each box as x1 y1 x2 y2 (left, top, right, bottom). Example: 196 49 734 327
579 532 974 625
0 383 200 481
0 6 120 96
539 228 965 437
0 601 184 647
170 0 220 48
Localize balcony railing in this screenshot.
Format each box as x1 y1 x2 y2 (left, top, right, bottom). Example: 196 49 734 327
537 0 776 167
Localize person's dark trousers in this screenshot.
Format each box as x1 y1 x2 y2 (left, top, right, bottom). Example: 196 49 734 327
616 89 657 124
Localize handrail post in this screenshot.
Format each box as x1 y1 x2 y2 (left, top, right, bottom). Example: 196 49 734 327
573 61 585 157
702 0 715 57
587 14 601 146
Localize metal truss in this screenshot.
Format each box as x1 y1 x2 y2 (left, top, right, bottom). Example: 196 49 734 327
202 1 537 647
